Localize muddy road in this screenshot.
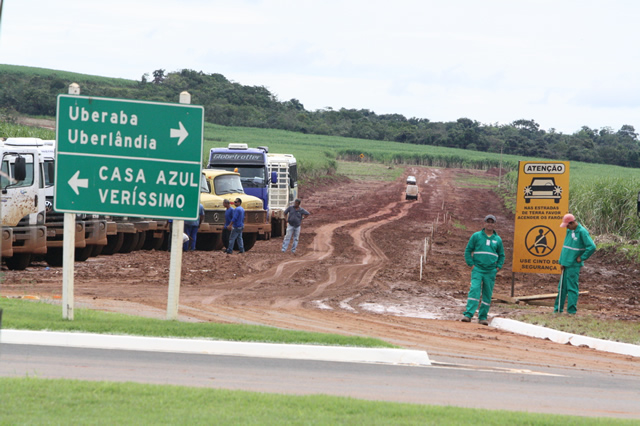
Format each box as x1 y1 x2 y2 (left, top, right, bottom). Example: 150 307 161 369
3 166 639 375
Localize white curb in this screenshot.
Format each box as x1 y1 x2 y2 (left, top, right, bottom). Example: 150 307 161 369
0 329 431 366
491 318 640 358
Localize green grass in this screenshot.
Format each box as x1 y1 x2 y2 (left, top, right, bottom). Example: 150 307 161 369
336 160 404 181
0 121 55 139
511 312 640 345
0 298 395 348
454 173 496 188
0 64 138 87
1 377 631 425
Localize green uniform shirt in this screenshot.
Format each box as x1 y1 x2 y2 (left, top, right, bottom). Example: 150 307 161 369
465 229 505 271
559 223 596 268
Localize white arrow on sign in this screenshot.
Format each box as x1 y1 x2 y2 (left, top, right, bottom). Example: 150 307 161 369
170 121 189 146
68 170 89 195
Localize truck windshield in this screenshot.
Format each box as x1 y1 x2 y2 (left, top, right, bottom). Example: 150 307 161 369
215 166 265 188
214 175 245 195
200 173 211 193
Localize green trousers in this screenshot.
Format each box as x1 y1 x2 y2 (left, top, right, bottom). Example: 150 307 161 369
464 267 496 320
554 266 581 314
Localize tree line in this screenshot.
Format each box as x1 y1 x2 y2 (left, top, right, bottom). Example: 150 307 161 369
1 67 639 168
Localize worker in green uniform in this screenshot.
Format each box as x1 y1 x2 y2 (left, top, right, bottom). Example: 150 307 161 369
554 213 596 314
462 215 505 325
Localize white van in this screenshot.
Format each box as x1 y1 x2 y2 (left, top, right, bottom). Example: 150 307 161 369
406 184 418 200
406 175 417 185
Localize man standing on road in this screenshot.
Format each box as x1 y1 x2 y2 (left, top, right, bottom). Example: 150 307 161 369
281 198 310 255
462 214 505 325
554 213 596 314
222 199 233 252
183 203 205 251
226 198 245 254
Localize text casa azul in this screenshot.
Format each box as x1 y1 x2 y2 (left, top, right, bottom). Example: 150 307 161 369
97 166 199 208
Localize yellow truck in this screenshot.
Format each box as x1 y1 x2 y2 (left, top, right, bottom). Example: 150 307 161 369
197 169 269 251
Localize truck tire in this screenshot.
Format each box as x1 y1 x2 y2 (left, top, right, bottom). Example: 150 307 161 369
272 219 285 238
242 232 258 251
134 231 146 251
45 247 63 266
102 233 124 255
119 232 139 253
90 244 104 257
5 253 32 270
195 233 222 251
222 231 257 252
142 231 165 250
75 245 93 262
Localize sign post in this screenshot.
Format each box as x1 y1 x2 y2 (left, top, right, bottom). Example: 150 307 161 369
512 162 570 286
55 93 204 319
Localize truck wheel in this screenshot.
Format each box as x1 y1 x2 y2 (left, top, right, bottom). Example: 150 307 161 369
222 231 257 251
102 233 124 255
45 248 64 266
5 253 32 270
272 219 285 238
142 231 165 250
134 231 146 251
242 232 258 251
91 244 104 257
196 233 221 251
75 245 93 261
119 232 139 253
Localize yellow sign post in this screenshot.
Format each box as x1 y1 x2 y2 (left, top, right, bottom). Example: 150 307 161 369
512 161 570 274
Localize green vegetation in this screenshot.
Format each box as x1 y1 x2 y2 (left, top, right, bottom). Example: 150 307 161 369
2 377 631 425
3 115 640 242
510 312 640 345
2 64 640 169
336 160 404 181
0 298 395 348
454 174 496 188
0 120 54 139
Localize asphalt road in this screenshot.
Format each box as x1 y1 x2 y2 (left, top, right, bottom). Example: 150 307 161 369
2 343 639 419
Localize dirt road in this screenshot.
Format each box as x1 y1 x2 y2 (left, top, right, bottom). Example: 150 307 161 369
3 166 639 375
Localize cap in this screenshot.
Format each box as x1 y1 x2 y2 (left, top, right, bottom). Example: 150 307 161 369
484 215 496 223
560 213 575 228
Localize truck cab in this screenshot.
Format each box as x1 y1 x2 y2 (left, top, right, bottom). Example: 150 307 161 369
0 140 48 269
207 143 277 239
197 169 269 251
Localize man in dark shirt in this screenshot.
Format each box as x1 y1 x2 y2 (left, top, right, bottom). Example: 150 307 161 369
226 198 245 254
281 199 310 255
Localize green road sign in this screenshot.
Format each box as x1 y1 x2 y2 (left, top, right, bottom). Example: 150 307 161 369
54 95 204 219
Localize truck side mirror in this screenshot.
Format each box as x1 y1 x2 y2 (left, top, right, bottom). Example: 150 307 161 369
271 171 278 185
48 161 55 183
14 156 27 181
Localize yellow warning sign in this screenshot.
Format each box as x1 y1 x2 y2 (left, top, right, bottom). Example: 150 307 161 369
512 161 570 274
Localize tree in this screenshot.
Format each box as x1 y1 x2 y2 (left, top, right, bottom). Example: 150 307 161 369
152 69 166 84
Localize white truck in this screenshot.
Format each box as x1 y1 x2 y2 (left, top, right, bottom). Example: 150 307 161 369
4 138 109 266
267 153 298 237
0 140 48 270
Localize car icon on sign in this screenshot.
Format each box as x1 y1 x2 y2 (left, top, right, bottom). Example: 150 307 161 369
523 177 562 203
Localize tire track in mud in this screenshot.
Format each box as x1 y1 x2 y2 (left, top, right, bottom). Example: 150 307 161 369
194 192 417 309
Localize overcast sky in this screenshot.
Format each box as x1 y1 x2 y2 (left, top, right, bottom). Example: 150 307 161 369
1 0 639 135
